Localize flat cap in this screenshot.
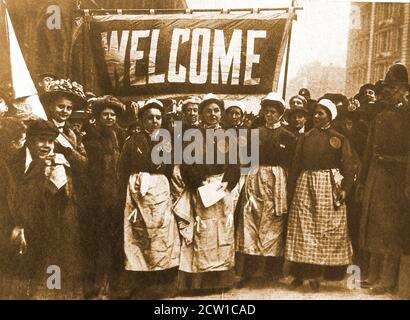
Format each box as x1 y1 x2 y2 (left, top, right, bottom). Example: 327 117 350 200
26 119 59 139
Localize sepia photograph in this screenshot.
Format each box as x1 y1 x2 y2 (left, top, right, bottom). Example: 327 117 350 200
0 0 409 307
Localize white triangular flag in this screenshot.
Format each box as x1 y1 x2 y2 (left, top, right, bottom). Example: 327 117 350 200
6 7 47 119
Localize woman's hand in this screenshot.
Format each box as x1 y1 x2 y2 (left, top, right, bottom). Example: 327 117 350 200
10 227 27 255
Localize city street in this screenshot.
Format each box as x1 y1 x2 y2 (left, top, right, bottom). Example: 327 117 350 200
170 277 394 300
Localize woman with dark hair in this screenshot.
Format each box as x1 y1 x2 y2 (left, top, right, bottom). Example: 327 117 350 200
81 95 126 299
177 93 240 294
285 99 355 292
286 106 309 136
235 92 297 287
118 99 180 299
0 118 26 298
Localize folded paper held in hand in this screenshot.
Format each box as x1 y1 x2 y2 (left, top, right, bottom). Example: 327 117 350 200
198 181 226 208
56 134 74 149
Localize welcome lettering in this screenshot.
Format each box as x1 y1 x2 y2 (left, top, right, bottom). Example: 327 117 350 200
93 13 288 95
102 28 266 87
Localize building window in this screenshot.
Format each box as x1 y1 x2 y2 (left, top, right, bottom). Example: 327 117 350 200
393 3 403 21
382 3 393 20
376 3 396 25
350 5 361 30
376 30 394 55
395 27 403 52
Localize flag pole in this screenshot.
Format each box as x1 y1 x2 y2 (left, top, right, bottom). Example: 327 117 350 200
282 0 296 100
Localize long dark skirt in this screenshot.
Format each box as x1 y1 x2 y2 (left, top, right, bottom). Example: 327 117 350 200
289 262 348 281
236 253 283 280
177 269 236 293
81 204 123 299
126 268 179 299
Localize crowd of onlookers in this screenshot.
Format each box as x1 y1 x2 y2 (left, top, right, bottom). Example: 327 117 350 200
0 62 409 299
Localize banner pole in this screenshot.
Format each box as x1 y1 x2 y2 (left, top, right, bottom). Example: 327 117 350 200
76 7 303 15
282 0 296 100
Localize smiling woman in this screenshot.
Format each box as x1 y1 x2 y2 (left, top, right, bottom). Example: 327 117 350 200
91 95 126 128
46 97 74 123
81 95 127 299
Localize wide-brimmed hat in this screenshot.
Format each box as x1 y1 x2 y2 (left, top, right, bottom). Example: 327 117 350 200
40 78 87 109
70 110 89 120
199 93 225 113
26 119 59 140
91 95 126 117
138 99 164 118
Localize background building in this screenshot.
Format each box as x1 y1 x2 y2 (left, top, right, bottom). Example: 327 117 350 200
286 61 346 101
345 2 410 97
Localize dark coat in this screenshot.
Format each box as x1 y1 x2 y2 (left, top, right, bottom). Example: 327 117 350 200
0 160 17 274
118 130 171 203
333 118 367 160
53 123 88 174
83 124 125 209
257 126 297 168
179 127 241 192
8 150 83 295
81 124 126 275
359 105 410 255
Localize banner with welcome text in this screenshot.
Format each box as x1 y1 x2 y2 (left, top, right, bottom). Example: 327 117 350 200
87 11 291 98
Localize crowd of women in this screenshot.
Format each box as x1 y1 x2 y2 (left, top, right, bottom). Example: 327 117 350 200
0 62 409 299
